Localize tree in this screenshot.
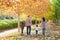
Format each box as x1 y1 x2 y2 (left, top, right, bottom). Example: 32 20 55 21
52 0 60 22
0 0 51 32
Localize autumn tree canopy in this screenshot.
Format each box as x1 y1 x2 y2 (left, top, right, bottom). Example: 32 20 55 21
0 0 51 18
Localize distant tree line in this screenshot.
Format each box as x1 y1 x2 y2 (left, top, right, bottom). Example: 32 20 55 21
0 15 14 20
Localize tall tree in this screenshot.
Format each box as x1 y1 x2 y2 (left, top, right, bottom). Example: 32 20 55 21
0 0 51 32
52 0 60 22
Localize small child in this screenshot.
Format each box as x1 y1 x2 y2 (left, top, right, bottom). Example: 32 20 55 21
21 22 24 35
21 26 24 34
36 25 39 35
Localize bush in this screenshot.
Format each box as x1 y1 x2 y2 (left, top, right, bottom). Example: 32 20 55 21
0 19 40 30
0 20 18 30
32 19 36 25
0 20 26 30
20 21 25 27
32 19 40 24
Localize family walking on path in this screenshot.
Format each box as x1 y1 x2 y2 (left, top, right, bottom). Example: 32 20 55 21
21 15 46 36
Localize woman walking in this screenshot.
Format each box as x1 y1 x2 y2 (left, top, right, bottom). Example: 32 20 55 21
42 17 46 36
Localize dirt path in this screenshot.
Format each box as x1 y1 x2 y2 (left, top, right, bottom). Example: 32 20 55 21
0 21 60 40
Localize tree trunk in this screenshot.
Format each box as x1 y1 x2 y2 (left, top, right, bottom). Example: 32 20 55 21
18 15 20 32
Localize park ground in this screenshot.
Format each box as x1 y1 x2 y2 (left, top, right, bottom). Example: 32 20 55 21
0 21 60 40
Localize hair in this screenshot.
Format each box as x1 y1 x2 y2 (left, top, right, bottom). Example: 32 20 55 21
36 25 38 27
42 17 45 22
28 15 30 17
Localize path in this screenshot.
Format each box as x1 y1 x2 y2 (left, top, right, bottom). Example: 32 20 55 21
0 25 42 37
0 21 60 40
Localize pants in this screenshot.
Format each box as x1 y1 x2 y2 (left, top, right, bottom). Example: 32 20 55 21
42 28 46 35
21 26 24 34
27 26 31 35
36 30 38 35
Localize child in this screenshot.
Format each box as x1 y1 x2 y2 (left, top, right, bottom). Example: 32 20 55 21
21 25 24 34
21 22 24 35
36 25 39 35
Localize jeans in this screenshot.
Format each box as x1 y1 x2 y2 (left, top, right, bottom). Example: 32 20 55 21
36 30 38 35
27 26 31 35
21 26 24 34
42 28 46 35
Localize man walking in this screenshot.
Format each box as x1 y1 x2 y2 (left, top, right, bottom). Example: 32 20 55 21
26 15 32 35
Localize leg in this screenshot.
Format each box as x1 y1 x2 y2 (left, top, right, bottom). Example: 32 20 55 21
21 27 24 35
29 26 31 35
36 30 38 35
22 28 23 34
36 30 37 34
22 29 23 34
21 28 23 34
22 27 24 34
27 26 29 35
43 28 46 36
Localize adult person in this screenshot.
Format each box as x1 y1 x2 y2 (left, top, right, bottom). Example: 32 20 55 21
26 15 32 35
42 17 46 36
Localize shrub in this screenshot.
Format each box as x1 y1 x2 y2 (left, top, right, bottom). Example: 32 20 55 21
0 20 18 30
32 19 36 25
0 19 39 30
20 21 25 27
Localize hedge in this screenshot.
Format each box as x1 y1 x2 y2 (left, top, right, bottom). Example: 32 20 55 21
0 19 40 30
0 20 18 30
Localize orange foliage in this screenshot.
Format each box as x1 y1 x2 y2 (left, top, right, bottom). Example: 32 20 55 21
0 0 51 18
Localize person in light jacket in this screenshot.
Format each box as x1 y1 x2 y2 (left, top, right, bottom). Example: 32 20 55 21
42 17 46 36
